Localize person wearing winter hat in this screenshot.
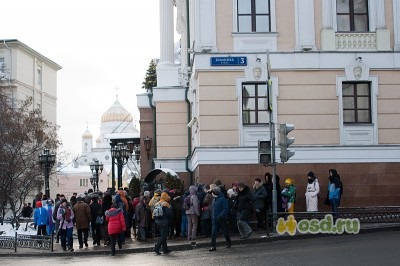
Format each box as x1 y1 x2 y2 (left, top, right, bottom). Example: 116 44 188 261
305 171 320 212
57 198 75 251
33 200 48 236
153 192 172 255
235 181 254 239
105 203 126 256
281 178 296 213
209 187 231 251
252 177 267 230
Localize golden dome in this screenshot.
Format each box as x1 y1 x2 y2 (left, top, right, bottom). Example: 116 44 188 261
82 129 93 139
101 99 133 123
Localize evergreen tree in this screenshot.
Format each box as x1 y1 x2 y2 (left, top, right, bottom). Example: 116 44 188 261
142 59 157 92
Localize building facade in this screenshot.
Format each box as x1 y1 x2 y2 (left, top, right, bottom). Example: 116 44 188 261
0 39 61 199
137 0 400 211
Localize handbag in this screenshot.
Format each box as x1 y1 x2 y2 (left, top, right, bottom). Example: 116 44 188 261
95 215 104 225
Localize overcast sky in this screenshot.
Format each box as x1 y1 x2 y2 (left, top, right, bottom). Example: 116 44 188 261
2 1 160 156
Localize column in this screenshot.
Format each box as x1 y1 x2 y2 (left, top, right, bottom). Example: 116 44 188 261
394 0 400 51
295 0 315 51
321 0 335 51
159 0 175 66
375 0 390 51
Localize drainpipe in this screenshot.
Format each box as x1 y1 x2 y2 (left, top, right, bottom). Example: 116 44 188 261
147 92 156 171
2 40 13 100
185 0 193 185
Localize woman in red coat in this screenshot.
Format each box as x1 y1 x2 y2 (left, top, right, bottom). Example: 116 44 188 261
105 203 126 256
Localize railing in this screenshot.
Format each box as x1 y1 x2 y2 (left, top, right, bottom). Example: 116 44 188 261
336 32 376 51
0 232 53 252
265 206 400 235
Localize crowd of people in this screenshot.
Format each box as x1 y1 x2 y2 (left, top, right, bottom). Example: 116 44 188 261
28 169 343 255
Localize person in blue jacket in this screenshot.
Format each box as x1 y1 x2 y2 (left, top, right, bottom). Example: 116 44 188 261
33 201 48 235
209 186 232 252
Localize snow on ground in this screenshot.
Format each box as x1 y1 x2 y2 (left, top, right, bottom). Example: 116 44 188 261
0 222 37 237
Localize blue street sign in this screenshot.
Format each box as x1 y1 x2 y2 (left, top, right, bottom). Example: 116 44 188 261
210 56 247 66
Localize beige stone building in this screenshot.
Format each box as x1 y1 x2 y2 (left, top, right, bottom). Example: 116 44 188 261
137 0 400 210
0 39 61 199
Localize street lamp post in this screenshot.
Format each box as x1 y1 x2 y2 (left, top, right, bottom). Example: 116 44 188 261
38 148 56 199
111 142 130 190
90 159 103 192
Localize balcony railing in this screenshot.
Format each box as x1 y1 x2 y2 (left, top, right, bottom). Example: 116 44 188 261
336 32 376 51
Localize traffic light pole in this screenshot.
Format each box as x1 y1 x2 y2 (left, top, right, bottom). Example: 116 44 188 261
267 53 278 225
269 102 278 226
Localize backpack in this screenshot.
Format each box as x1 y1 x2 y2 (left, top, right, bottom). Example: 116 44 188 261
184 195 191 210
152 202 164 218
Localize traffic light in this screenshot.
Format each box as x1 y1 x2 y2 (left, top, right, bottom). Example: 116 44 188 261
279 123 295 162
258 140 272 165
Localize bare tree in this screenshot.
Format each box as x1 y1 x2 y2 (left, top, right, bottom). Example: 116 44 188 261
0 93 60 223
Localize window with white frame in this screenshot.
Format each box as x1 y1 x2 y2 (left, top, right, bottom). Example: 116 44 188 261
342 82 371 124
237 0 271 32
336 0 369 32
242 82 269 125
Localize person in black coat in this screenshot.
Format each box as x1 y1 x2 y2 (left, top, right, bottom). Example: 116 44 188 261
234 182 254 239
101 192 113 245
89 195 102 246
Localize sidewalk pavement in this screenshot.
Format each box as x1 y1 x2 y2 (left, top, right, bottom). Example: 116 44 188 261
1 223 400 257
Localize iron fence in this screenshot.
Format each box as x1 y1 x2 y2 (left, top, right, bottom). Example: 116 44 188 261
0 232 53 252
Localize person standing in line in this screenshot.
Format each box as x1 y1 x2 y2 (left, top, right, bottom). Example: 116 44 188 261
105 203 126 256
186 185 200 244
281 178 296 214
73 194 91 248
153 192 172 255
101 192 113 246
33 201 48 236
57 199 74 251
89 194 102 246
235 182 254 239
327 169 342 220
45 199 55 235
252 177 267 230
53 194 65 243
226 188 238 232
201 185 213 238
70 192 78 208
209 187 231 252
305 171 320 212
135 195 150 241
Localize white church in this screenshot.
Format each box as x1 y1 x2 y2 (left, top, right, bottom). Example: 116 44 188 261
56 97 140 199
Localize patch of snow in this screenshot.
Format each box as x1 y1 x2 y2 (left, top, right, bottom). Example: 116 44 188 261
0 222 38 237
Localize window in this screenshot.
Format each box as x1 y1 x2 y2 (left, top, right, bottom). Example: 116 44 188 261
242 82 269 125
342 82 371 123
336 0 369 32
237 0 271 32
80 179 88 187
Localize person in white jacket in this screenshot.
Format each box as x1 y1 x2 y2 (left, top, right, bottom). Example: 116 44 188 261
305 171 320 212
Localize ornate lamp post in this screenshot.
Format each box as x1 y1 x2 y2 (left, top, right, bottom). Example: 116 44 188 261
111 142 130 190
90 159 103 192
127 141 141 162
38 148 56 199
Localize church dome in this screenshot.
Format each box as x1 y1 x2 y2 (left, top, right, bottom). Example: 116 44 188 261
101 99 133 123
82 129 93 139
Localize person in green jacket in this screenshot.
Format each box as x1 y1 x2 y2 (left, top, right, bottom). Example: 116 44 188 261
281 178 296 213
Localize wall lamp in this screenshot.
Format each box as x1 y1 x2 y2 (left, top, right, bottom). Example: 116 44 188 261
143 136 152 160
